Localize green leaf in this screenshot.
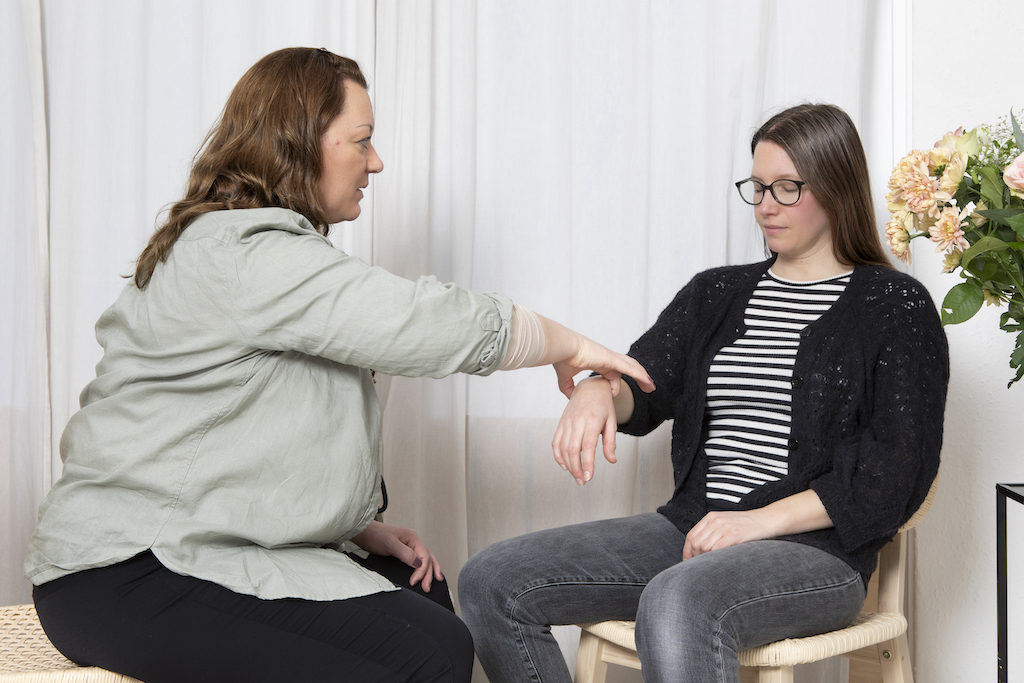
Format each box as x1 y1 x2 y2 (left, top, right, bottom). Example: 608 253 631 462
941 282 984 325
979 166 1005 209
1009 300 1024 326
1012 108 1024 152
1009 212 1024 240
961 235 1008 270
1010 330 1024 388
1000 311 1023 331
977 208 1024 227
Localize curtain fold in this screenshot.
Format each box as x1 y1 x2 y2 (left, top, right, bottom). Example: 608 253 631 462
1 0 50 606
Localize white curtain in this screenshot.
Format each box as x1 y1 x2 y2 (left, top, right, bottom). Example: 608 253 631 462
1 0 50 606
4 1 902 681
371 3 901 679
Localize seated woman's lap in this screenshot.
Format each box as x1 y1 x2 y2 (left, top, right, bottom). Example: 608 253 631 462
33 551 471 683
634 540 866 682
459 513 865 683
460 513 685 628
459 513 686 683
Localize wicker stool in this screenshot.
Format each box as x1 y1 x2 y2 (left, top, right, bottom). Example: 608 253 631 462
0 604 141 682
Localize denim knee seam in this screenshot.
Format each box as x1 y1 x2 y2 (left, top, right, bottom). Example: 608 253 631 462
714 570 863 622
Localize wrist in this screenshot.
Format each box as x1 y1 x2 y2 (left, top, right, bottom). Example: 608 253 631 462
755 505 786 539
576 375 612 394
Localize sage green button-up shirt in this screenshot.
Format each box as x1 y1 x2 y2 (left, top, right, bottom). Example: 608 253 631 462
26 207 513 601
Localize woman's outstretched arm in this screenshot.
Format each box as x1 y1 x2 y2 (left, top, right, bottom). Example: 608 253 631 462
500 304 655 398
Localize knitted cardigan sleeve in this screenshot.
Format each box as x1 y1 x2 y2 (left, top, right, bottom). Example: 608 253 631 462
807 273 948 553
619 266 745 437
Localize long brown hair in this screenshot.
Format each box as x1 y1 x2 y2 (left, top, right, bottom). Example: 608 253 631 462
751 103 893 269
133 47 367 288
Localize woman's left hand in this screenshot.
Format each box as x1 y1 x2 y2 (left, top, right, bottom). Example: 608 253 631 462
682 490 834 560
350 521 444 592
682 510 775 560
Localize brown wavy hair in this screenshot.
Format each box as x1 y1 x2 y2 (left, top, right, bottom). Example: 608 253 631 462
133 47 367 288
751 103 893 269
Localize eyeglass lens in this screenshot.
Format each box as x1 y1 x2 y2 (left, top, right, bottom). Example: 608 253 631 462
737 179 802 206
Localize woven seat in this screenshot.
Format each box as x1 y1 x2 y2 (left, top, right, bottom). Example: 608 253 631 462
574 477 937 683
0 604 141 682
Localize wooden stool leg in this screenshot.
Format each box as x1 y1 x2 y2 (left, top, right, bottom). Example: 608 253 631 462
758 665 795 683
878 634 913 683
574 629 609 683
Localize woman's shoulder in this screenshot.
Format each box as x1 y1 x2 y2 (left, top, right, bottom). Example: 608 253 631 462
649 260 770 326
850 266 946 342
181 207 327 244
686 259 771 294
852 265 937 310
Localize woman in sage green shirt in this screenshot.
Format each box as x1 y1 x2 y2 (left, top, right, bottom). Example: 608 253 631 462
25 48 652 683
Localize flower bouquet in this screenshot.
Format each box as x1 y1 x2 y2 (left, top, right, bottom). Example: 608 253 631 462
886 111 1024 387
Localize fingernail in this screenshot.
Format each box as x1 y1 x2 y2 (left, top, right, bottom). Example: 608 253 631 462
576 478 584 486
414 558 422 568
560 463 568 471
584 471 592 481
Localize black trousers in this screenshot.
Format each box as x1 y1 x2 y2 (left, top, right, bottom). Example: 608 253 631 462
33 550 472 683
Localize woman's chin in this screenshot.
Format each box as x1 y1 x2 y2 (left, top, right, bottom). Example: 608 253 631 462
329 207 361 224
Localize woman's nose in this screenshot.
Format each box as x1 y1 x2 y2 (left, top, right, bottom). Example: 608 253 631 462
368 143 384 174
757 193 780 217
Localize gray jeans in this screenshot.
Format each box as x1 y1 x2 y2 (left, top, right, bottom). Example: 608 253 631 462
458 513 865 683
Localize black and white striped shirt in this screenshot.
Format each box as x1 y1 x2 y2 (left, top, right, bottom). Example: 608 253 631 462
704 269 851 507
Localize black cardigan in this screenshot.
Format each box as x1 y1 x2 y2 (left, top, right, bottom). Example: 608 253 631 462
620 259 948 578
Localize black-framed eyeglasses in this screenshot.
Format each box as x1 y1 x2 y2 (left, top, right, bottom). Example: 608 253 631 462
735 178 806 206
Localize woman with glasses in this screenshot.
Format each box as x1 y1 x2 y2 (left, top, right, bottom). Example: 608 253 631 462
459 103 948 683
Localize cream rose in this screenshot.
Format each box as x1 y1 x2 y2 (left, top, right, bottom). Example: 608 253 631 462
934 126 981 158
1003 152 1024 200
939 151 968 195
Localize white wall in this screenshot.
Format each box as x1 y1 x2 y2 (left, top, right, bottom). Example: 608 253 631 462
911 1 1024 681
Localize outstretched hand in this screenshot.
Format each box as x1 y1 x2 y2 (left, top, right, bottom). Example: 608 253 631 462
554 336 654 399
350 521 444 592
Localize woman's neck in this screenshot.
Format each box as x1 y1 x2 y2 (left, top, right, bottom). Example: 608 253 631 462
771 252 851 282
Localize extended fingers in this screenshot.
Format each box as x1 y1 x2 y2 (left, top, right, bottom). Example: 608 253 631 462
551 424 569 471
579 426 597 484
623 357 655 392
410 551 443 592
553 420 595 485
596 360 653 395
552 418 585 482
602 414 618 464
